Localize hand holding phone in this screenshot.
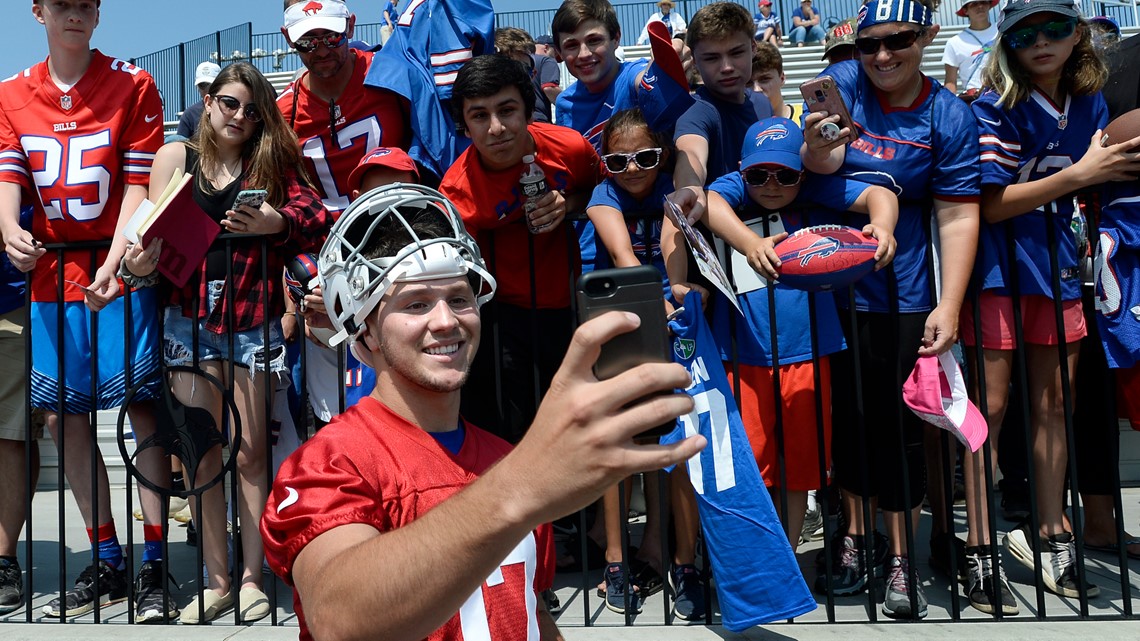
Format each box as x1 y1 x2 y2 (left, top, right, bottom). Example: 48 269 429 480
800 76 854 143
576 266 673 438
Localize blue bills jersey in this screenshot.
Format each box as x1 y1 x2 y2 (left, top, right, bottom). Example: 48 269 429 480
661 294 816 630
1095 182 1140 369
973 89 1108 301
817 60 980 313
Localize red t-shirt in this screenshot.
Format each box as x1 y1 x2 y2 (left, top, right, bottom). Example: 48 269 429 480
277 49 410 217
440 122 599 309
0 51 163 302
261 396 555 641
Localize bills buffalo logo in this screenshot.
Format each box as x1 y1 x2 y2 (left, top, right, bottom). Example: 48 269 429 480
367 149 393 161
794 237 840 267
302 1 324 15
674 338 695 361
753 124 789 146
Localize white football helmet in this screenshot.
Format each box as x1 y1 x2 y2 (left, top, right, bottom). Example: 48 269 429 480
318 183 496 358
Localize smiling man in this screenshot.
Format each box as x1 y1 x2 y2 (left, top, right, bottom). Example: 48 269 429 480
261 183 705 641
439 54 598 443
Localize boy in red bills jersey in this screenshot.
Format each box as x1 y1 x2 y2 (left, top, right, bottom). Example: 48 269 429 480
0 0 175 622
278 0 411 217
261 184 705 641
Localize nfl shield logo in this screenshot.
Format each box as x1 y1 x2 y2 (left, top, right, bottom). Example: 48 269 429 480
60 95 72 110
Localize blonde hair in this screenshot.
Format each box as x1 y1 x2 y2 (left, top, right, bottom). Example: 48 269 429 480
982 20 1107 108
193 62 312 207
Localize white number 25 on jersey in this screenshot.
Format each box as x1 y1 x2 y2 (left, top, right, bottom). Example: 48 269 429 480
20 131 112 222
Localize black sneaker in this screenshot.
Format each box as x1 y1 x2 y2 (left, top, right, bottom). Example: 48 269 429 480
929 532 969 583
42 561 128 618
882 555 928 619
1004 525 1100 599
135 560 179 623
0 557 22 614
815 532 888 595
185 520 197 548
669 563 705 621
602 563 640 614
965 546 1018 615
541 589 561 614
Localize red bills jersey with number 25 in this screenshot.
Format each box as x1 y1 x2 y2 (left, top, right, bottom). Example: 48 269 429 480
0 50 163 302
261 396 554 641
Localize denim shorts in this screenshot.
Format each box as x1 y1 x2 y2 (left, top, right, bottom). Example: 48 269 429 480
163 281 287 376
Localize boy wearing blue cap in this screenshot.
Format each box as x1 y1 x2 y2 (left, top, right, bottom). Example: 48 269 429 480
665 117 897 555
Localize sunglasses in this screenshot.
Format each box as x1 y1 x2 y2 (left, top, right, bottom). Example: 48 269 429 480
741 166 803 187
601 148 663 173
854 29 924 55
212 95 263 123
1004 18 1077 49
293 31 348 53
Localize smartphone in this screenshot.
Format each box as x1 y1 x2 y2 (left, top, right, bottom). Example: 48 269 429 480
800 76 855 142
576 265 674 438
232 189 267 211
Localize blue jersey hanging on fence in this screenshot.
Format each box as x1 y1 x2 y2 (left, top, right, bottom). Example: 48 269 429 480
1095 182 1140 369
662 292 815 630
364 0 494 177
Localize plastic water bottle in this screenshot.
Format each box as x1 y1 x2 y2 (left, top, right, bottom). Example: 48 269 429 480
519 154 548 233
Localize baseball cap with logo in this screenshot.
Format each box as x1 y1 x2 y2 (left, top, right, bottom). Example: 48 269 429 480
194 62 221 87
822 17 858 60
348 147 419 194
956 0 998 18
285 0 352 42
903 351 987 452
740 117 803 171
997 0 1079 33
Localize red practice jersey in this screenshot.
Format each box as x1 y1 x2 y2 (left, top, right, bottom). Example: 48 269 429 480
277 49 410 217
262 396 555 641
0 51 163 302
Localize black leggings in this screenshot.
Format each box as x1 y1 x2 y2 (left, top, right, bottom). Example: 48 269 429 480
831 310 928 512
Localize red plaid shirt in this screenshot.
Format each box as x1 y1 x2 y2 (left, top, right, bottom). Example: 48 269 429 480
170 169 331 334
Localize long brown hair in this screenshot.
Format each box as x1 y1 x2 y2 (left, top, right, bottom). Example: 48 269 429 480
192 61 312 206
983 20 1107 108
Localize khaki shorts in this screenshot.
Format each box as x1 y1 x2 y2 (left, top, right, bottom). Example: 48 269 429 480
0 308 44 441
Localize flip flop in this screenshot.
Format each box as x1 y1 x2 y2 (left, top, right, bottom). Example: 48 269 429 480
1084 538 1140 560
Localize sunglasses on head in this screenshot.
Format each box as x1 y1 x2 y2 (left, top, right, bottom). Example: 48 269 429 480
293 31 348 53
741 166 803 187
601 148 663 173
854 29 924 55
213 95 263 123
1004 18 1077 49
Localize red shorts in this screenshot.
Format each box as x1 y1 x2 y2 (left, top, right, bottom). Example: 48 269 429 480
960 292 1086 349
726 357 831 491
1117 364 1140 431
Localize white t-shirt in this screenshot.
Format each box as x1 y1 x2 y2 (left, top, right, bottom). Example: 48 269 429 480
941 25 998 91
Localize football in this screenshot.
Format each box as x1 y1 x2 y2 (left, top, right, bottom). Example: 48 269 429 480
1103 108 1140 152
285 253 320 305
773 225 878 292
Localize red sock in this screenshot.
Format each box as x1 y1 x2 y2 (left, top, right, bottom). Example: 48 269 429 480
86 521 117 544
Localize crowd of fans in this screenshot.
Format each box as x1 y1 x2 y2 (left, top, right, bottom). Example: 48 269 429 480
0 0 1138 631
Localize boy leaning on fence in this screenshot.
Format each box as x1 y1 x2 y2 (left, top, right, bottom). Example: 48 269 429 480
0 0 176 622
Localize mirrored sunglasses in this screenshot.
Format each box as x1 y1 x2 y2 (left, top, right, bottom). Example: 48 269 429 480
293 31 348 53
602 148 663 173
854 29 924 55
213 95 263 123
1004 18 1077 49
741 167 803 187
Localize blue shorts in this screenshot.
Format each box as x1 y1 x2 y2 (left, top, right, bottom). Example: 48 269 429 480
163 281 287 376
30 289 161 413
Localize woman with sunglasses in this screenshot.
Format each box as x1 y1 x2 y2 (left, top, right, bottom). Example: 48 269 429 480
801 0 981 619
963 0 1139 608
127 61 331 623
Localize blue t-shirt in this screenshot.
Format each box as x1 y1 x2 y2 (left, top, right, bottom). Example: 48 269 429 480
383 1 399 21
556 60 648 152
0 206 32 316
708 173 852 366
973 89 1107 301
819 60 980 313
586 173 671 287
674 87 774 186
753 12 781 37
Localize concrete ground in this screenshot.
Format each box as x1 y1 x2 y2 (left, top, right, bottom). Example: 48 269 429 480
2 486 1139 639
